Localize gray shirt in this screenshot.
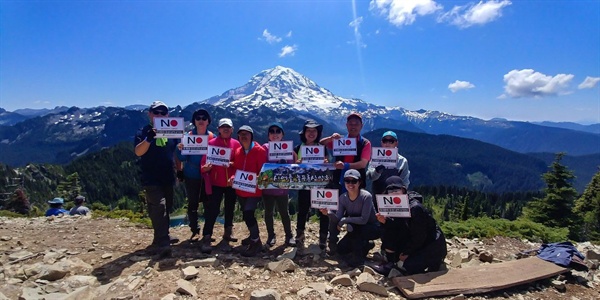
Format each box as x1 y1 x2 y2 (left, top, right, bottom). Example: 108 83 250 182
335 189 378 226
69 205 90 216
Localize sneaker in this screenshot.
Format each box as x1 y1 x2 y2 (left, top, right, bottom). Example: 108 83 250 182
326 242 337 255
241 239 263 257
295 233 305 248
285 236 296 247
200 235 212 254
241 236 252 246
372 262 395 276
319 237 327 250
266 234 276 247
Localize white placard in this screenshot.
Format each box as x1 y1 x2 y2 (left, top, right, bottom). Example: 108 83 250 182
153 117 184 138
300 145 325 164
268 141 294 161
310 189 339 210
232 170 258 193
376 194 411 218
206 145 232 167
370 147 398 168
181 135 209 155
332 138 357 156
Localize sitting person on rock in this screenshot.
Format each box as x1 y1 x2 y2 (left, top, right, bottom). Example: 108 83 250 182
321 169 380 267
373 176 447 276
45 197 69 216
69 195 91 216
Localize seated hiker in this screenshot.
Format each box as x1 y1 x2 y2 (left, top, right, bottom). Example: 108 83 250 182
373 176 447 276
320 169 380 267
69 195 91 216
45 197 69 216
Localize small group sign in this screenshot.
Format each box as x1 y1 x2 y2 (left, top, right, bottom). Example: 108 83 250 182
268 141 294 161
332 138 357 156
299 145 325 164
375 194 411 218
180 135 209 155
206 145 232 167
232 170 258 193
153 117 185 138
370 147 398 168
310 188 339 210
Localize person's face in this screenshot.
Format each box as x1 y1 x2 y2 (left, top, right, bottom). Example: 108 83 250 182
194 114 210 128
346 117 363 137
268 126 283 141
149 107 168 123
304 127 318 144
344 177 360 192
386 187 406 195
238 131 252 145
381 136 398 148
218 125 233 138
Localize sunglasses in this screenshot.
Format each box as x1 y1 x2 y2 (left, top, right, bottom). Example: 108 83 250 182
344 178 359 184
269 128 282 134
195 116 209 121
382 138 396 144
152 110 168 116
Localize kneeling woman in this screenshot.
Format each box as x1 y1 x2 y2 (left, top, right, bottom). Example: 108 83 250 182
321 169 380 267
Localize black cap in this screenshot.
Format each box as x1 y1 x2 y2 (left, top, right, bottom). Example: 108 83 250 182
385 176 407 193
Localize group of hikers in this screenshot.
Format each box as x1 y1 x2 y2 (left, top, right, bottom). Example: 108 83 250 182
134 100 447 276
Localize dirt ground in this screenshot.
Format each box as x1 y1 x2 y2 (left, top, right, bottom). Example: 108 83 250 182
0 215 599 300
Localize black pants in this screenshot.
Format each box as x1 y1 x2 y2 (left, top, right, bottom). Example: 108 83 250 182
144 185 174 247
297 190 329 240
402 231 447 275
203 185 236 237
184 178 208 233
334 222 381 259
239 196 261 239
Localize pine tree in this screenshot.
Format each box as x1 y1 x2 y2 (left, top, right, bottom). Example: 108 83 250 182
573 168 600 241
524 153 578 229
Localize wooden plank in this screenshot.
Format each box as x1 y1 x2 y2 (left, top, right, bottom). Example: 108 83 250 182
392 257 567 299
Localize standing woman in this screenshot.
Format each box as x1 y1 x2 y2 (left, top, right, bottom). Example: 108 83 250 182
175 109 214 240
262 122 296 247
294 119 329 248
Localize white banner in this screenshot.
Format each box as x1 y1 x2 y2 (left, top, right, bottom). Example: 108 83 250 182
206 145 231 167
232 170 258 193
332 137 357 156
181 134 209 155
153 117 184 138
310 189 339 210
376 194 411 218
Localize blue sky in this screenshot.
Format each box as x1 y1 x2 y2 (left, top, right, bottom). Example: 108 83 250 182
1 0 599 124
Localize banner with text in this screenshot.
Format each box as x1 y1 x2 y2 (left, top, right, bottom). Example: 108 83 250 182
332 138 357 156
153 117 184 138
376 194 411 218
299 145 325 164
370 147 398 168
181 134 209 155
232 170 258 193
310 189 339 210
268 141 294 161
206 145 232 167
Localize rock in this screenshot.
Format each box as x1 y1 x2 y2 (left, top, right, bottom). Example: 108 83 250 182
8 250 33 261
0 292 8 300
181 257 218 268
451 252 463 268
181 266 199 280
551 280 566 292
228 283 245 291
0 236 11 241
362 265 378 276
265 258 296 273
451 294 465 300
160 293 176 300
39 265 68 281
250 288 281 300
330 274 354 286
19 287 45 300
356 272 388 297
101 253 113 259
388 268 404 278
305 244 322 255
176 279 197 298
64 275 100 288
479 251 494 263
346 268 362 278
276 247 297 260
62 286 96 300
586 249 600 260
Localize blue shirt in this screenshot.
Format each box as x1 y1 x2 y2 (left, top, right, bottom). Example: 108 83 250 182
45 208 69 216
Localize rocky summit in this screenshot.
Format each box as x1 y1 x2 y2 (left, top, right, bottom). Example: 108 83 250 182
0 215 599 300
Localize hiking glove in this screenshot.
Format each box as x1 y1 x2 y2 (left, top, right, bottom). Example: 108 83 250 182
376 165 385 173
145 129 157 141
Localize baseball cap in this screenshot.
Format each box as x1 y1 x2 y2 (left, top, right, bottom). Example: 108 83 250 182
48 197 64 204
382 131 398 140
238 125 254 135
268 122 284 134
218 118 233 127
385 176 407 193
344 169 361 180
150 101 168 110
347 112 362 122
75 195 86 204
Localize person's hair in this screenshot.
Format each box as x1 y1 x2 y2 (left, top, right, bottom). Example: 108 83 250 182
192 109 212 125
300 123 323 143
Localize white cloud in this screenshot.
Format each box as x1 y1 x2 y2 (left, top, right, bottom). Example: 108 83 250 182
369 0 442 27
279 45 297 57
349 16 363 28
448 80 475 92
578 76 600 89
349 16 367 48
286 31 292 38
438 0 512 28
262 29 282 44
502 69 574 98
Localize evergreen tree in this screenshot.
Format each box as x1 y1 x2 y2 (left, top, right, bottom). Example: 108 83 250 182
573 168 600 241
524 153 578 229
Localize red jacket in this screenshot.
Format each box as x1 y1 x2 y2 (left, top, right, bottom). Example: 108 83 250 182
202 136 241 187
231 142 268 198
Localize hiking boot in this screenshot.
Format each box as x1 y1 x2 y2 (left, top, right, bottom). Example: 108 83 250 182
157 245 172 259
241 236 251 246
295 232 305 248
326 242 337 255
223 226 238 242
200 235 212 254
169 235 180 244
372 262 395 276
285 235 296 247
266 234 276 248
241 239 263 257
319 237 327 250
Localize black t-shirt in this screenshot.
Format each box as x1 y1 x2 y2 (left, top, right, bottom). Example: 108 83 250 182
134 124 176 186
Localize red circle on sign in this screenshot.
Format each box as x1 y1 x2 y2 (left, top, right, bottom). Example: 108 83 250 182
325 191 333 198
313 148 320 154
282 143 288 149
386 150 392 156
393 197 401 204
219 149 225 155
170 120 178 126
196 137 203 143
248 175 254 180
345 140 351 145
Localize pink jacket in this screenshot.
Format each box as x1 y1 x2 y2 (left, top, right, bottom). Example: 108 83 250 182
231 142 268 198
201 136 241 187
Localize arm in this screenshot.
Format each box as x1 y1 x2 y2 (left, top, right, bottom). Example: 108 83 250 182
134 128 155 157
339 192 373 225
319 133 341 148
397 155 410 188
366 161 382 180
